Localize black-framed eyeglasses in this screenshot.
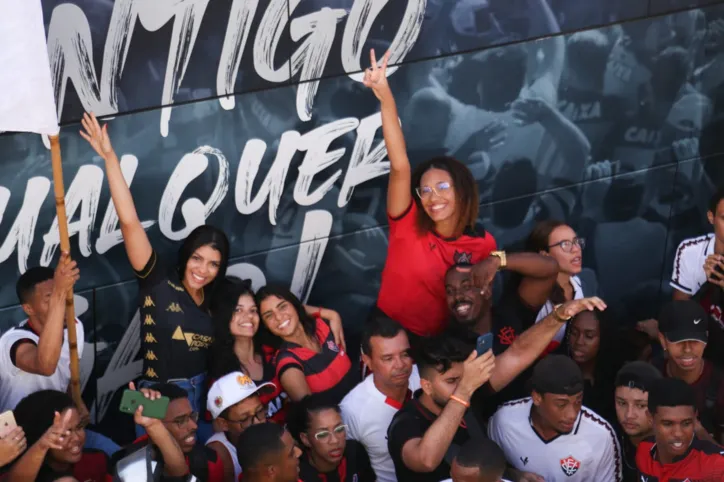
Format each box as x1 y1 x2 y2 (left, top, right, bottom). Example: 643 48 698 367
166 411 199 428
223 406 266 427
312 424 347 441
415 181 451 199
549 237 585 253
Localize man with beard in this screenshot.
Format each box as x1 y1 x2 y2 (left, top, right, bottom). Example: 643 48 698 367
636 378 724 480
120 383 225 481
613 362 662 482
445 261 605 407
488 355 622 481
387 335 494 482
341 316 420 482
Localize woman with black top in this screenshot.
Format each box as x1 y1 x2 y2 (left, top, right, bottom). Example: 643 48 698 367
566 309 621 423
80 113 228 440
256 285 358 405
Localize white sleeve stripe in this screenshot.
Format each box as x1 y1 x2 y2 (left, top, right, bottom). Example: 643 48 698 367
670 281 694 294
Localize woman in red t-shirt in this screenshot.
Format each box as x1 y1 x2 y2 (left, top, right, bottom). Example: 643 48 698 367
363 50 499 338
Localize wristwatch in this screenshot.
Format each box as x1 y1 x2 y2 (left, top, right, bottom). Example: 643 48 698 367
553 304 573 323
490 251 507 269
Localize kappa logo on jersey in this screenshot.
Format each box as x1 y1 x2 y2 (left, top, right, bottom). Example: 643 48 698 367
145 367 158 379
143 296 155 307
144 314 155 326
327 340 339 353
145 350 158 361
166 302 184 313
453 250 473 264
560 455 581 477
145 333 158 343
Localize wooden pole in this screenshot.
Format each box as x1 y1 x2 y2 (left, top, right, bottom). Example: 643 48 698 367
49 134 82 407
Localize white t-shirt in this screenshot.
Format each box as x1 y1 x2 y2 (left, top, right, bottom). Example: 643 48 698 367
488 398 622 482
670 233 715 296
340 366 421 482
0 318 84 411
206 432 241 480
535 275 584 349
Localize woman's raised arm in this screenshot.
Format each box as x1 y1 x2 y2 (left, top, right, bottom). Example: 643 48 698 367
80 113 152 271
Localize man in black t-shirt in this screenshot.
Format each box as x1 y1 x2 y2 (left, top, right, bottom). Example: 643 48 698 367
288 395 374 482
387 336 494 482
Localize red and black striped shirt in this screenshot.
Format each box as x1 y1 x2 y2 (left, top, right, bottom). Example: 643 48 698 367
275 318 357 405
636 436 724 481
299 440 375 482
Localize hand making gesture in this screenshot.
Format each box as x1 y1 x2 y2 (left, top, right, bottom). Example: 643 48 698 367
362 49 392 101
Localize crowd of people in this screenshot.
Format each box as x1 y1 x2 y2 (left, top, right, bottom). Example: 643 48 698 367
0 41 723 481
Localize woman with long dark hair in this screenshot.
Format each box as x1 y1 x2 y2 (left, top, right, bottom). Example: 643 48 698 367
526 219 598 353
566 309 621 423
80 113 227 439
256 285 357 405
363 49 498 339
209 278 345 422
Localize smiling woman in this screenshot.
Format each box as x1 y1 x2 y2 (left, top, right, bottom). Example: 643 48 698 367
363 49 497 338
256 285 358 405
80 113 229 443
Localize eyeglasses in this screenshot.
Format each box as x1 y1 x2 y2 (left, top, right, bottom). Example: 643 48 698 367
224 406 266 427
312 424 347 441
415 181 451 199
548 237 586 253
165 412 199 428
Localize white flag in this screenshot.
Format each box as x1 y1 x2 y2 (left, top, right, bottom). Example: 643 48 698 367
0 0 59 136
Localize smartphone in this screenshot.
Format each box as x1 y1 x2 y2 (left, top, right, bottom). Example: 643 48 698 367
0 411 16 437
119 389 169 420
476 333 494 357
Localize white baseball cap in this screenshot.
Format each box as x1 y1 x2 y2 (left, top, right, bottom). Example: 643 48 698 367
206 371 275 419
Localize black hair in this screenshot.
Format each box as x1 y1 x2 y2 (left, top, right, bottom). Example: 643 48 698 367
286 394 340 443
454 437 507 477
614 361 662 392
708 187 724 215
361 316 406 356
648 378 697 415
255 284 316 341
525 219 568 304
176 224 230 295
566 309 621 391
16 267 55 304
149 383 189 402
209 277 263 379
417 335 469 380
15 390 75 448
236 422 286 472
410 156 479 238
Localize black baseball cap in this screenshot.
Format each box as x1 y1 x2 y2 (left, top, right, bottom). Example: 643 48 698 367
531 355 584 396
658 300 708 344
615 361 662 393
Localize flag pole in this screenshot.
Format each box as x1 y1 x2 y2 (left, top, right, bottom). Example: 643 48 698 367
49 134 82 407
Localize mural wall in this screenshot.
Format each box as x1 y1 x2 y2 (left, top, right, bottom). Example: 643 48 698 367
0 0 723 441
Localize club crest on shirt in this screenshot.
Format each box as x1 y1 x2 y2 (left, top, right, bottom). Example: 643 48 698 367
327 340 339 352
453 250 473 264
560 455 581 476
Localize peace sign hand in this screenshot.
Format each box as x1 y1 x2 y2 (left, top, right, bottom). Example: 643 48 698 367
79 112 115 160
362 49 392 101
38 410 74 452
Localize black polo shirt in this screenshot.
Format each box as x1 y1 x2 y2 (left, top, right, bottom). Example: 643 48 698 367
387 391 472 482
136 250 214 382
299 440 375 482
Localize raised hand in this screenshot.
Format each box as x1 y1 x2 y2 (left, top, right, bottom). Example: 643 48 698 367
79 112 114 159
0 427 27 467
54 251 80 295
456 350 496 399
470 258 500 295
362 49 392 101
128 382 163 429
557 297 607 321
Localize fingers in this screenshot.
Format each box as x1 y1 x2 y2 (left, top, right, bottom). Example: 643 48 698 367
370 49 378 69
381 50 391 70
139 388 161 400
466 350 478 362
129 381 136 391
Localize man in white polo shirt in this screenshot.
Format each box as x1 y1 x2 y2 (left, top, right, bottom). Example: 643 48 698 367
0 252 80 411
340 316 420 482
206 371 275 481
488 355 622 482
